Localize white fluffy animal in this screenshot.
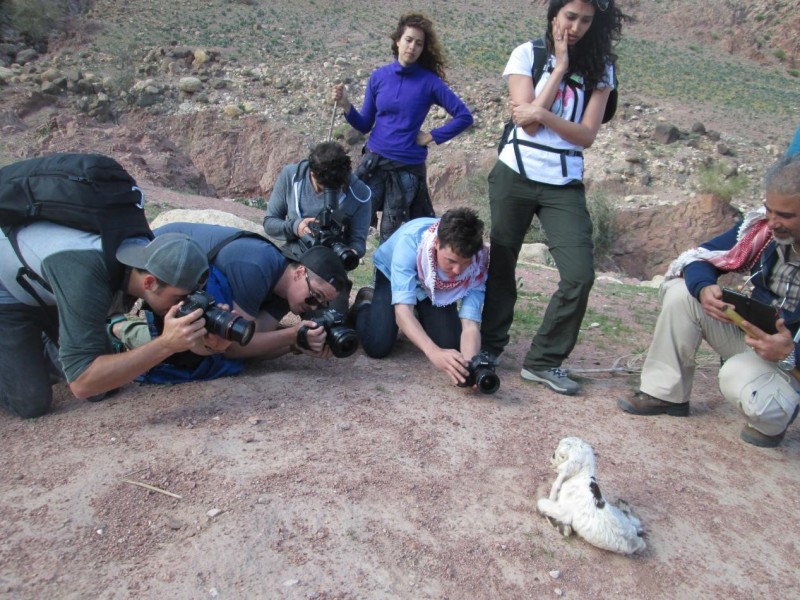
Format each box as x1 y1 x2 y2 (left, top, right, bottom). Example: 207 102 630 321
536 437 646 555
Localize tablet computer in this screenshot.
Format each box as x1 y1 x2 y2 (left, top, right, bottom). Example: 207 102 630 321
721 288 778 334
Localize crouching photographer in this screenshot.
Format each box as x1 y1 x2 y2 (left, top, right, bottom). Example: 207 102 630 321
349 208 497 392
110 223 354 384
263 142 371 313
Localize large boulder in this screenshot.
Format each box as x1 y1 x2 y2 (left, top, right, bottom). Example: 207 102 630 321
150 209 262 233
612 193 740 279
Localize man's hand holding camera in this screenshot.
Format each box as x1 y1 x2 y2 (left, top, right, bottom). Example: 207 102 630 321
159 304 211 353
296 217 318 238
293 319 332 358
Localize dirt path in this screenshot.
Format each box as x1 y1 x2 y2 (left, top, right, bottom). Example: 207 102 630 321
2 245 799 598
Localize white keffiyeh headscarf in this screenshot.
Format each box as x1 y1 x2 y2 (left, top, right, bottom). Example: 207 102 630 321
415 221 490 307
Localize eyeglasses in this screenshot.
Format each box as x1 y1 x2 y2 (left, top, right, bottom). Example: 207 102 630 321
304 272 329 308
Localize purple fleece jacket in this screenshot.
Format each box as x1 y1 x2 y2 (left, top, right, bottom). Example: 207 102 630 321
345 60 473 165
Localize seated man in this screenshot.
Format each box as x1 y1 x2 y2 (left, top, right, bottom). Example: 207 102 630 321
0 224 210 419
263 141 371 311
351 207 490 387
618 154 800 447
112 222 350 380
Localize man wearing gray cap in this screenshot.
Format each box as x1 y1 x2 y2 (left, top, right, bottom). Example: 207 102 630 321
0 222 210 419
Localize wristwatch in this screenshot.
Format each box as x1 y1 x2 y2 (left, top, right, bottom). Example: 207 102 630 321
778 345 796 371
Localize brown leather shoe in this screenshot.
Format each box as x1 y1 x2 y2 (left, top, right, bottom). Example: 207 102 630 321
617 391 689 417
740 404 799 448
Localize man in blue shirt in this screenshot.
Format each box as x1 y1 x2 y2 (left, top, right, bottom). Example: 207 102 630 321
351 208 489 386
111 224 350 381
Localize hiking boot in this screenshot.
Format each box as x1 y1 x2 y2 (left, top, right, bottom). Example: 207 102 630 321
346 286 373 327
740 404 799 448
520 367 580 395
617 391 689 417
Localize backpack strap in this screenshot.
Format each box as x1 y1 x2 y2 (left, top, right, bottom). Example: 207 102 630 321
2 224 55 307
206 230 272 263
507 38 549 175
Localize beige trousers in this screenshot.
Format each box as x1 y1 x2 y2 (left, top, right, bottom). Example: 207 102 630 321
640 278 799 436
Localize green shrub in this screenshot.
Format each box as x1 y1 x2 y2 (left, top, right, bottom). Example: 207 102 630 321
774 49 787 61
524 190 618 267
697 162 749 202
8 0 92 40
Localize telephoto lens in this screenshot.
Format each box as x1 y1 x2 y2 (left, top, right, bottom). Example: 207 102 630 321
177 291 256 346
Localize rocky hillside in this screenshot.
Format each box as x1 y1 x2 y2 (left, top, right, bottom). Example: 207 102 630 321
1 0 798 277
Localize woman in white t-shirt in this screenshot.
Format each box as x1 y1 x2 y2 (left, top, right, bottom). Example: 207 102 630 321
481 0 630 395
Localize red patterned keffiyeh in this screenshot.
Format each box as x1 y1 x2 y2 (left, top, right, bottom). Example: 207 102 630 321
416 221 490 306
665 209 773 279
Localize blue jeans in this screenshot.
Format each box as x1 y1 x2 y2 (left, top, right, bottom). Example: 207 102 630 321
356 271 461 358
0 303 62 418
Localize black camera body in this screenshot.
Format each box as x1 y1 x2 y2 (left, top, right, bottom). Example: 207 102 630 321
459 351 500 394
176 290 255 346
297 308 359 358
298 187 360 271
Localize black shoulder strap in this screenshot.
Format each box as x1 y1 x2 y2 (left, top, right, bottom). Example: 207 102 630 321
207 230 272 263
531 38 548 84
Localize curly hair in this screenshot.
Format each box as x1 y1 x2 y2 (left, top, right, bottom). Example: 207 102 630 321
390 13 448 82
437 207 485 258
308 142 352 189
545 0 632 89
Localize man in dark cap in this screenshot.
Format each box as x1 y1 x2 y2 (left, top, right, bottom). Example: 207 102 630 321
0 224 210 419
110 223 350 380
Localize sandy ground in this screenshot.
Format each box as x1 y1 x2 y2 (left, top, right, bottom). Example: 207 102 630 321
2 202 800 599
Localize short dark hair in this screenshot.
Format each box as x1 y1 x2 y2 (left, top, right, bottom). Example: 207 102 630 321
437 207 484 258
308 142 352 189
766 153 800 197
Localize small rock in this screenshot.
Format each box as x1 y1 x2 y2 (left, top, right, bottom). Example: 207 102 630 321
554 588 563 597
247 417 260 425
283 579 299 587
207 508 223 518
549 570 561 579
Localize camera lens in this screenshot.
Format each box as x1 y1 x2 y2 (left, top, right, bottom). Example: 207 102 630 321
474 368 500 394
331 242 360 271
204 307 256 346
326 325 359 358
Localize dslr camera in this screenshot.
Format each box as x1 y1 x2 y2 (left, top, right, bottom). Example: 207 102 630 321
458 351 500 394
177 290 255 346
298 187 360 271
297 308 359 358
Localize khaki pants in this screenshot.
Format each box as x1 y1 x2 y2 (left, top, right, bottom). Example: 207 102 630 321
641 278 799 436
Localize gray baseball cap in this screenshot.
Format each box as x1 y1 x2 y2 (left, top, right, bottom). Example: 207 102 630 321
116 233 208 290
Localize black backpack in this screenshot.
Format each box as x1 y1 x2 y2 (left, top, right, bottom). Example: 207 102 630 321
497 38 618 156
0 152 153 303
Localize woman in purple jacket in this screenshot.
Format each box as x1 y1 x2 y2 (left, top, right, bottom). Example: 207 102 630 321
332 13 473 242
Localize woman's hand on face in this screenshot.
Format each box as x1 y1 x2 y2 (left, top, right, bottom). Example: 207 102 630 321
551 17 569 69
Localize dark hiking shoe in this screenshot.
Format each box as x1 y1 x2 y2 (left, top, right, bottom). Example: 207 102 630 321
617 391 689 416
520 367 580 395
346 287 374 328
740 404 800 448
